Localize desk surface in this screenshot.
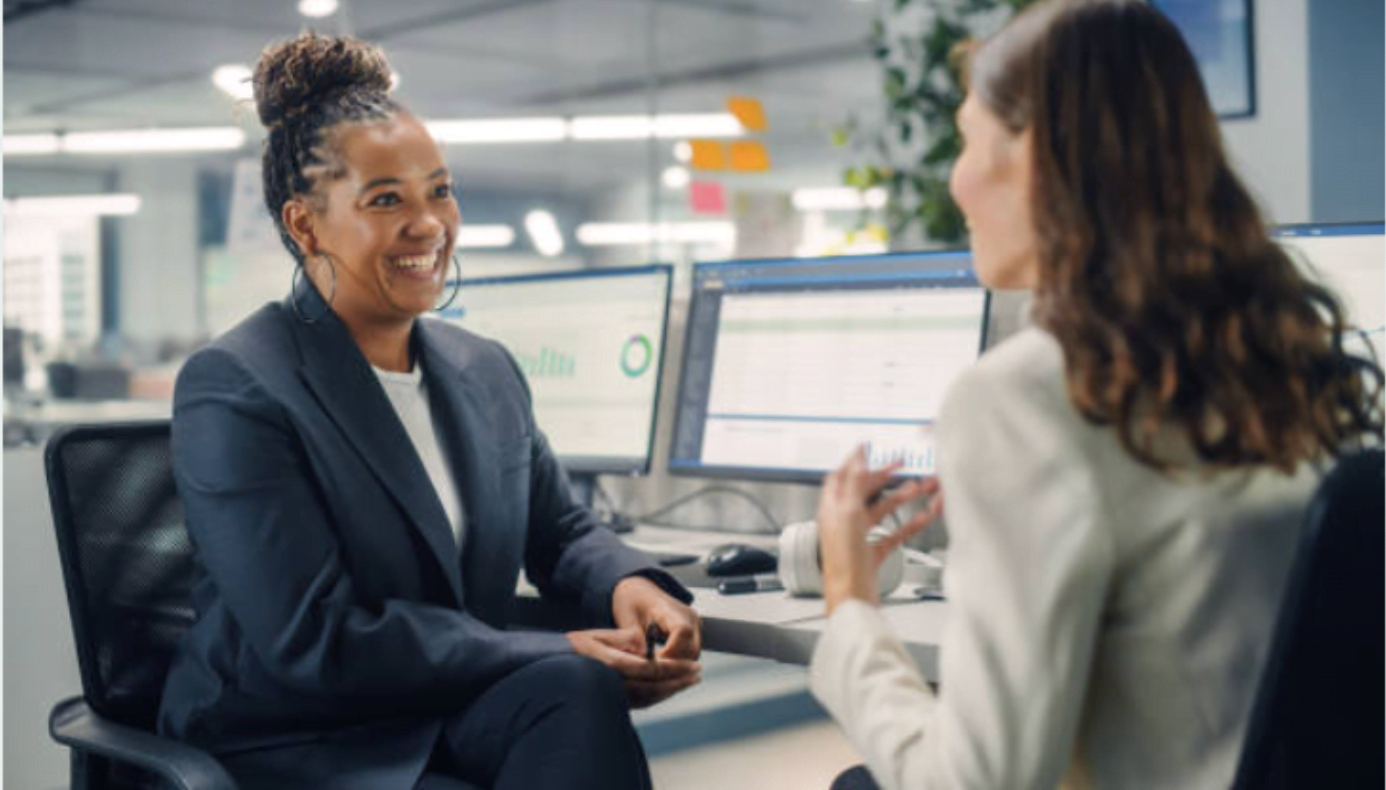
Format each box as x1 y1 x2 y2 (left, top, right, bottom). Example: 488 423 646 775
518 525 948 680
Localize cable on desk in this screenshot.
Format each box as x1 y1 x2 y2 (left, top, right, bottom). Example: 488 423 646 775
633 485 783 535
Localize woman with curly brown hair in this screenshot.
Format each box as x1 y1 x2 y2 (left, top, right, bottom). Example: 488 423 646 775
156 32 700 790
810 1 1383 788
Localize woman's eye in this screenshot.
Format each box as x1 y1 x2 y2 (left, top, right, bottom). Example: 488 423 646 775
433 183 454 199
370 193 400 207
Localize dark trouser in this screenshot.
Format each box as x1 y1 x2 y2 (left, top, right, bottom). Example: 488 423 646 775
421 654 652 790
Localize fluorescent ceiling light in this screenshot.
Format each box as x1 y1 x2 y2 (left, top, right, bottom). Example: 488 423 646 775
298 0 339 18
661 166 691 190
4 134 61 156
3 193 142 217
456 224 516 249
569 113 743 141
14 112 737 158
212 65 254 102
672 141 693 162
427 118 567 144
569 116 656 140
524 210 565 257
792 186 888 212
576 221 736 246
652 113 743 139
63 127 246 154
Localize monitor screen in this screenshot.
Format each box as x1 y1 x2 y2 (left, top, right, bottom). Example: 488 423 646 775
669 252 990 483
1152 0 1254 118
1274 222 1385 361
441 265 672 475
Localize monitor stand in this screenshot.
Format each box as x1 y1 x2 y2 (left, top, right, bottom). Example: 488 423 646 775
567 472 634 533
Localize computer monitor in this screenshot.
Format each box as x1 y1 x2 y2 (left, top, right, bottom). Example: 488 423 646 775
669 252 990 483
441 265 672 476
1274 222 1384 361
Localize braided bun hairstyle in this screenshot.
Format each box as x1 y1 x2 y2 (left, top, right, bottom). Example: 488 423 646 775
253 32 402 265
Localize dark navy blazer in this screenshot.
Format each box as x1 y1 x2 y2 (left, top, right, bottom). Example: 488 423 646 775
157 282 687 789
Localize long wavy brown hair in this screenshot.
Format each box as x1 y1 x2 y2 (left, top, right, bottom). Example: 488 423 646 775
965 0 1383 472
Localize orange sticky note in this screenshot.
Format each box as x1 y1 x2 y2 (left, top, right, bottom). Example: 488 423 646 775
726 96 767 131
689 140 726 170
728 140 770 172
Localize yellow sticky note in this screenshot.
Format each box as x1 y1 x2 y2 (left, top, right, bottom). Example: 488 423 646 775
726 96 767 131
689 140 726 170
728 141 770 172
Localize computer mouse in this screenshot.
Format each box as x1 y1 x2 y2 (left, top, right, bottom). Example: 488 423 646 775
705 543 778 577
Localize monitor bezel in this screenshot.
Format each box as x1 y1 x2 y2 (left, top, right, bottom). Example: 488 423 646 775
445 263 674 477
666 250 993 485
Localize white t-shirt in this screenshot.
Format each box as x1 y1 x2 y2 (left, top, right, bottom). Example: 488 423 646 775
372 363 465 553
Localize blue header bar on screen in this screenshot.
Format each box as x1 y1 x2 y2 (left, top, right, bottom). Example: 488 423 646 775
1273 222 1384 238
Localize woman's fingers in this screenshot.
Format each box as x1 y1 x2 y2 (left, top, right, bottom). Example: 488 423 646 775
867 478 933 526
599 646 701 683
871 508 936 564
605 625 646 655
658 617 702 660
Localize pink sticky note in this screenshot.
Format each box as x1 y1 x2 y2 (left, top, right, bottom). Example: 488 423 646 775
689 181 727 215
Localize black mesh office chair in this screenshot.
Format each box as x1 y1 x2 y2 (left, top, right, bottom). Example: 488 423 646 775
45 421 234 790
46 422 480 790
1232 447 1385 789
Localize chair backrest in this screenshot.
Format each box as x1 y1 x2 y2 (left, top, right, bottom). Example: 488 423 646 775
45 421 194 732
1232 448 1385 789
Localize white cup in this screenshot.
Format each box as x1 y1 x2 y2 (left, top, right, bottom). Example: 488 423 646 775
778 520 905 598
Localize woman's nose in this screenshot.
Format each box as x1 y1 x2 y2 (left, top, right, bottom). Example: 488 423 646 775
403 206 448 241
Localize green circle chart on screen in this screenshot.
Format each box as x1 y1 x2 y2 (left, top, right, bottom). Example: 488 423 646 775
620 334 654 378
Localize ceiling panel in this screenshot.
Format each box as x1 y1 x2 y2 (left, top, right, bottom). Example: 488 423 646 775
3 0 887 195
5 10 271 78
4 70 133 116
67 78 256 127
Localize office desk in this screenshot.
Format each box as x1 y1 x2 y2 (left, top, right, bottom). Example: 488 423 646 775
515 525 948 682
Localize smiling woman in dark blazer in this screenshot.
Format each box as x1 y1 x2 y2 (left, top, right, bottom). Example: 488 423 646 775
157 33 701 790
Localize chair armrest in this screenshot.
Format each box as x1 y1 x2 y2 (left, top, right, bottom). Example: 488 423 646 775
50 696 237 790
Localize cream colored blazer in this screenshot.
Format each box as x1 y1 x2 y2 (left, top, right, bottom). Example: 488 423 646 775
810 328 1321 790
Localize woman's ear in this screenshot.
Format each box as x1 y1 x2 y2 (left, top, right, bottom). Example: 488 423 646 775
282 199 317 259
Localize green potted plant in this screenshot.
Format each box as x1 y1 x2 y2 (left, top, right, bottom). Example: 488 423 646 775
838 0 1039 248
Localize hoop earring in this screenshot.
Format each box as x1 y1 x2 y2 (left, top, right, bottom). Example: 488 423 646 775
290 253 338 324
434 251 463 312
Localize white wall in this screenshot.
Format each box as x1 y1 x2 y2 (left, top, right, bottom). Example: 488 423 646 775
1219 0 1311 225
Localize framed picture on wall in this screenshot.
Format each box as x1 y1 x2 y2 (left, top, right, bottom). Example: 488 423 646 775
1151 0 1256 118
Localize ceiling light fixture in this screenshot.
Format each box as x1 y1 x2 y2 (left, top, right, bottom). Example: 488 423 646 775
3 134 61 156
524 210 565 257
456 224 516 249
298 0 339 19
62 127 246 154
575 221 736 246
212 65 254 102
3 193 142 217
427 118 568 144
569 113 743 140
661 166 691 190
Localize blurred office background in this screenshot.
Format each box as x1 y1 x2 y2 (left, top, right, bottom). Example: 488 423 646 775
4 1 1382 788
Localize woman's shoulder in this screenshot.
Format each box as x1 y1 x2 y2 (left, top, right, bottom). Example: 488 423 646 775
177 303 296 394
947 327 1069 413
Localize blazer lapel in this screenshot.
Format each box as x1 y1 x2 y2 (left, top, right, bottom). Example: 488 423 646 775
287 283 465 608
415 319 511 627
